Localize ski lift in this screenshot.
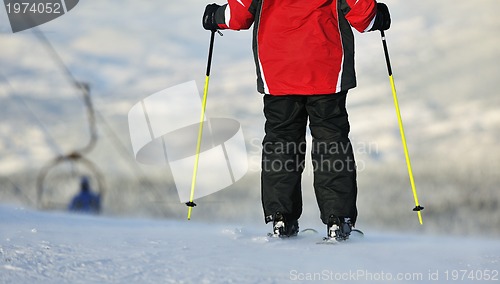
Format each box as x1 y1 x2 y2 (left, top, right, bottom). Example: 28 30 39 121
36 151 105 211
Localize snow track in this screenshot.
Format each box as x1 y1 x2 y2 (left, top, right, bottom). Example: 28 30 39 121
1 205 499 283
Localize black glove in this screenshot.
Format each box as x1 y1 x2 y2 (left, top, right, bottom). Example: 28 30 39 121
203 3 221 31
370 3 391 31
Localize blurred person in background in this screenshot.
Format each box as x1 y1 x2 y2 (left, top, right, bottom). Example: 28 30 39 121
69 176 101 214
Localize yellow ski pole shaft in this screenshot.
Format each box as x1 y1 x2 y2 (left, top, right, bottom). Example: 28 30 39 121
380 30 424 225
187 30 217 220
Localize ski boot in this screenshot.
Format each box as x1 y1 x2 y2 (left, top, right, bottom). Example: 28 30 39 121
326 215 352 241
271 212 299 238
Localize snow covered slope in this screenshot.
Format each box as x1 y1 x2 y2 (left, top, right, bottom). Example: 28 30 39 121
1 205 499 283
1 6 498 279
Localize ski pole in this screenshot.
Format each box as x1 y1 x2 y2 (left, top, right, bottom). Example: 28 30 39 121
380 30 424 225
186 30 218 220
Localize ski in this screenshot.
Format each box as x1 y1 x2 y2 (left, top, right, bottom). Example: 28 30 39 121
266 228 363 244
300 228 319 234
267 228 318 239
316 229 364 245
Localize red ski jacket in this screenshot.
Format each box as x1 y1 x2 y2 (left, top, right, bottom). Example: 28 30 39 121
213 0 378 95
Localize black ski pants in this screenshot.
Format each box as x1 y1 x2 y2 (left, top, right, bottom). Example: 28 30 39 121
261 92 358 225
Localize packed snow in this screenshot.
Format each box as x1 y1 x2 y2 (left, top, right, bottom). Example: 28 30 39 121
1 205 499 283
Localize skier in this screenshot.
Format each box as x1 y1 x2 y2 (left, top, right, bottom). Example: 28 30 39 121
202 0 391 240
68 176 101 214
